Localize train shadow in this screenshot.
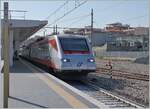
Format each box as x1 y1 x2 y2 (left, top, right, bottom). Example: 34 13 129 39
10 57 48 74
10 60 33 73
64 80 98 92
88 75 126 91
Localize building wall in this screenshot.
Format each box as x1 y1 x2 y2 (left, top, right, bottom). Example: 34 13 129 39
134 27 149 36
94 50 149 59
107 35 148 51
86 32 115 46
86 32 149 51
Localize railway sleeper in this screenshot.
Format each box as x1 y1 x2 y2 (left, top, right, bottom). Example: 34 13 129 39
109 105 136 108
98 97 116 100
104 101 130 106
101 99 120 102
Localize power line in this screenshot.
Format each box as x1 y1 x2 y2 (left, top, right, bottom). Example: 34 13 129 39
37 0 124 35
35 1 87 35
45 0 69 20
47 0 87 27
37 1 126 35
58 13 90 23
67 14 90 27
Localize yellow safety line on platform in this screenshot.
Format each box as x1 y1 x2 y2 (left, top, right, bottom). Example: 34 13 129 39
20 59 88 108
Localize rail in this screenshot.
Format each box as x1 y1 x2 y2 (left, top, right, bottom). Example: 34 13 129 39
96 67 149 81
81 80 146 109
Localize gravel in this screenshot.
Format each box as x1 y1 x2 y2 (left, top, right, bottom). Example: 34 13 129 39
96 59 149 75
94 58 149 107
87 73 149 107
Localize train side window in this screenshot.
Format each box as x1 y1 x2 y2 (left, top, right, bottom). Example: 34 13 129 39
39 44 50 59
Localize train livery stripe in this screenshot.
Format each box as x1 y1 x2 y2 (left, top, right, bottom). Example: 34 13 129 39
64 50 90 54
48 39 58 51
31 57 56 69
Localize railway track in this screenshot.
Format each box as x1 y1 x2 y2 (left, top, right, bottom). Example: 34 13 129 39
96 67 149 81
68 79 145 109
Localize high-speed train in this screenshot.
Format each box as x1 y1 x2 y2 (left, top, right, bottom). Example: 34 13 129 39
21 34 96 77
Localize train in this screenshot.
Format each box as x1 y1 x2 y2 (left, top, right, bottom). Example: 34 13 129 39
20 34 96 78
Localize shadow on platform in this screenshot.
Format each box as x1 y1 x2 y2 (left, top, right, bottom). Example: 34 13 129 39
9 96 48 108
10 60 33 73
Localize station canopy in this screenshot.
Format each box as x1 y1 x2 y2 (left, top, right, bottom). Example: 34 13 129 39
1 19 48 43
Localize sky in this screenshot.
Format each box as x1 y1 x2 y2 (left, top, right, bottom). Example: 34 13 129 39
0 0 149 35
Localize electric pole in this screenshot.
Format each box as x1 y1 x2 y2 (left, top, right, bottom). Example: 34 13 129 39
91 8 93 46
56 24 57 35
3 2 9 108
53 25 55 35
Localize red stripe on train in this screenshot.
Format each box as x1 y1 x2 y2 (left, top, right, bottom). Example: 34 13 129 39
64 50 90 54
48 39 58 51
31 58 56 69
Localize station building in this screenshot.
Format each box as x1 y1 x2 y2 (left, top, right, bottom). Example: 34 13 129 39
1 19 48 67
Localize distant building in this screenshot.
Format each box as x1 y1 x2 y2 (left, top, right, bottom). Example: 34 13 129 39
124 27 149 36
63 23 149 51
105 22 131 32
135 27 149 35
63 26 102 35
107 35 147 51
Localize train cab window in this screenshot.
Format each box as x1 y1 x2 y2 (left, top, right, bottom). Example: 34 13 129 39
59 38 89 53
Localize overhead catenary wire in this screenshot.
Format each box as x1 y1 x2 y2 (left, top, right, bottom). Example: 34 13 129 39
34 0 87 35
47 0 126 30
66 14 90 27
45 0 69 20
57 13 90 24
36 0 124 35
47 0 87 27
35 0 147 36
34 1 69 35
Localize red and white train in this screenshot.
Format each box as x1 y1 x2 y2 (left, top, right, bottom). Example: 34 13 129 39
21 34 96 77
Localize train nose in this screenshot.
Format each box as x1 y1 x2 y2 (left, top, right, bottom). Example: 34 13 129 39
61 55 96 70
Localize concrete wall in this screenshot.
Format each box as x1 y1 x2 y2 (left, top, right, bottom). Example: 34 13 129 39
94 50 149 59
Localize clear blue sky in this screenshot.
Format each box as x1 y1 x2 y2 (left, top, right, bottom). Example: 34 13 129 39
1 0 149 35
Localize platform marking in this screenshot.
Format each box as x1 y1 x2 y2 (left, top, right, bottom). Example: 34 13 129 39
20 59 88 108
20 59 109 108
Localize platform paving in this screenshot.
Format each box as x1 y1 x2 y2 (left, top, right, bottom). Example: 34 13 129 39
0 59 100 108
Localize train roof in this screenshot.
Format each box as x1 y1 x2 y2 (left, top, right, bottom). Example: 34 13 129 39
22 34 88 47
47 34 86 38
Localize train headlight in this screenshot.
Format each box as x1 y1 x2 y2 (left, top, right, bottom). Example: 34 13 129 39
62 58 70 62
88 58 95 63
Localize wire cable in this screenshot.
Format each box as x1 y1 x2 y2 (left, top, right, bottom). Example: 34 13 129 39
47 0 87 27
67 14 90 27
57 13 90 24
45 0 69 20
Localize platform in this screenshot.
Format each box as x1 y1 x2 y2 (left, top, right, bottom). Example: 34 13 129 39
0 59 106 108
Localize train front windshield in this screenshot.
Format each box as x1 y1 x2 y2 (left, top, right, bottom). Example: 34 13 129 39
59 38 89 53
